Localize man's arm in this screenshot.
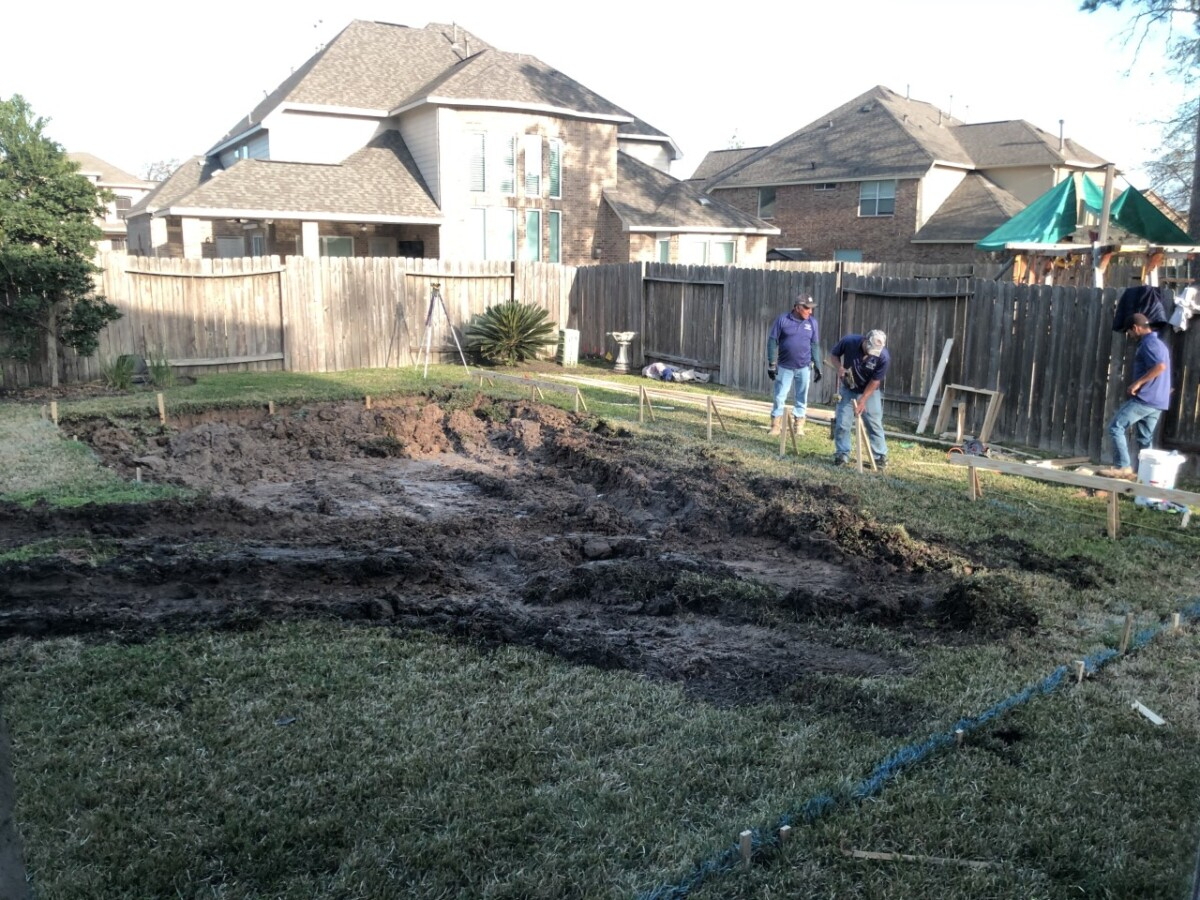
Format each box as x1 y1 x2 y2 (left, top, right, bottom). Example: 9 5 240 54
1130 362 1167 397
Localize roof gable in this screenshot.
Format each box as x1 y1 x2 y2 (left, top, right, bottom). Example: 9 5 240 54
913 174 1025 243
605 152 778 234
707 86 971 188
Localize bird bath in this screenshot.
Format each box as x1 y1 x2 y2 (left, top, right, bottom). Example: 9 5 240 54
608 331 636 374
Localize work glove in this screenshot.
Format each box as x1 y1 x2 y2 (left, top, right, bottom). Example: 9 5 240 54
811 363 822 383
767 364 777 381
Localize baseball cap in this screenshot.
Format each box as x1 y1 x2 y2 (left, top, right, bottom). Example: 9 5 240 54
864 330 886 357
795 295 815 309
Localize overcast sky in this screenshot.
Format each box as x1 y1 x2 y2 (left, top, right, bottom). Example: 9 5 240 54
1 0 1189 188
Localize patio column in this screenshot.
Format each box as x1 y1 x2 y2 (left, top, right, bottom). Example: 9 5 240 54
301 221 320 258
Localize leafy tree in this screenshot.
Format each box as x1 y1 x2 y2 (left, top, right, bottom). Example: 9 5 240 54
465 301 558 366
1080 0 1200 238
0 95 121 385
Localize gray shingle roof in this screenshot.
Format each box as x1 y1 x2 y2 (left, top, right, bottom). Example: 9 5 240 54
213 21 495 150
952 120 1107 169
604 153 778 234
687 147 764 183
704 85 1110 190
127 156 224 218
169 131 438 219
912 174 1026 243
67 152 154 187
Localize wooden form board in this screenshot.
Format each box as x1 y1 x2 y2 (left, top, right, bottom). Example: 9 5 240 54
916 339 954 435
946 453 1199 538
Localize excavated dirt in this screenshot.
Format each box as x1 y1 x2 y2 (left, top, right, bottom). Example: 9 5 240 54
1 395 1037 707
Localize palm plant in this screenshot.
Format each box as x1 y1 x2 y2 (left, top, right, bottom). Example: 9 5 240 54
465 301 558 366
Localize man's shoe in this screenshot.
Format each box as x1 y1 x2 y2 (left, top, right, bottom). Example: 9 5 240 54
768 416 782 436
790 412 805 436
874 455 887 469
1097 466 1135 480
833 454 848 466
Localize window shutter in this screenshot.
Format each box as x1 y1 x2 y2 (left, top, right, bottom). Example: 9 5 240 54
548 139 562 199
469 133 486 192
548 211 561 263
499 135 516 195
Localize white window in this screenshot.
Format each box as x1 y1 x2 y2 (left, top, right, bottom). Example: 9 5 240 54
469 132 486 192
858 180 895 217
490 208 515 260
522 134 542 196
498 134 516 196
467 208 486 259
678 238 734 265
757 187 776 219
216 236 245 258
320 236 353 257
250 234 265 257
711 241 735 264
523 209 541 261
814 183 839 191
548 139 562 199
548 211 561 264
657 238 670 263
834 249 863 262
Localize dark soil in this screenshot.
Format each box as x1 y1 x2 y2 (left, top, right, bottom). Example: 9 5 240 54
1 395 1033 706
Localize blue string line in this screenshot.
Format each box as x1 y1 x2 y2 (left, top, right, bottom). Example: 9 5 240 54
636 603 1199 900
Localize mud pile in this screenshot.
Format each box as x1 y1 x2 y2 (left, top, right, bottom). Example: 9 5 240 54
1 396 1036 705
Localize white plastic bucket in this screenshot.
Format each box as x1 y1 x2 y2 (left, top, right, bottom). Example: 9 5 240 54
1135 449 1186 506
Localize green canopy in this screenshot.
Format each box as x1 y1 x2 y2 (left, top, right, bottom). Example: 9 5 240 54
975 177 1077 251
1110 185 1193 245
977 175 1194 251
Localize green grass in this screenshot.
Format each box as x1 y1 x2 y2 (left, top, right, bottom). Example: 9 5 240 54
3 364 1200 898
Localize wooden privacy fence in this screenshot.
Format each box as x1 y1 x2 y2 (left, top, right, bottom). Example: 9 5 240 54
10 253 1200 469
0 254 575 386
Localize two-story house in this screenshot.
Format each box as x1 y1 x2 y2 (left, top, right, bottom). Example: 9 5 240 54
67 152 156 253
126 20 776 265
693 85 1111 264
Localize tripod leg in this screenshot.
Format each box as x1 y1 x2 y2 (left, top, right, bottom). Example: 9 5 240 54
437 291 472 376
420 293 437 378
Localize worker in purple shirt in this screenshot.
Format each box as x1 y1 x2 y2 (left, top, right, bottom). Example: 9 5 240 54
766 294 821 435
828 330 889 468
1101 312 1171 478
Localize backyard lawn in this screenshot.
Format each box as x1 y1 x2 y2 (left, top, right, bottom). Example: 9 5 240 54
2 363 1199 899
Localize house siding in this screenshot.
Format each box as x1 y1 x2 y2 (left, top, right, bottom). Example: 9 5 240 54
264 110 384 164
714 180 927 262
618 140 671 174
399 107 441 206
437 109 619 267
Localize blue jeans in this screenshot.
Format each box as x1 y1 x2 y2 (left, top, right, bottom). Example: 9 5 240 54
771 366 812 419
834 390 887 459
1107 399 1161 469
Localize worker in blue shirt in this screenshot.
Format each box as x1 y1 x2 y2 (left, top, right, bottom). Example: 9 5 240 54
1101 312 1171 478
766 295 821 435
828 330 890 467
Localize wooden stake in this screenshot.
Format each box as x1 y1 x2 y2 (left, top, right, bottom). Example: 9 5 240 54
1119 612 1135 655
706 396 713 440
50 401 58 425
268 400 275 416
135 467 142 483
1107 490 1120 539
575 389 588 413
639 386 645 423
1172 612 1182 634
1074 660 1086 684
710 399 727 435
778 825 792 845
365 395 372 409
156 392 166 425
954 728 965 748
643 388 656 422
739 830 753 867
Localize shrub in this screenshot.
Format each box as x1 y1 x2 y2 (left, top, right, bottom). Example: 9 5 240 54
99 355 136 390
146 346 175 388
465 301 557 366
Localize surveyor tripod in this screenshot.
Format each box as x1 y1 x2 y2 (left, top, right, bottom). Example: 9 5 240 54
418 281 471 378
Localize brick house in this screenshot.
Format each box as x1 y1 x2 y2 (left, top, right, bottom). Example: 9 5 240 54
693 85 1111 263
67 153 156 253
126 20 774 265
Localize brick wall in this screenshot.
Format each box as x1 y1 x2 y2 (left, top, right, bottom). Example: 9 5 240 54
714 181 989 263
